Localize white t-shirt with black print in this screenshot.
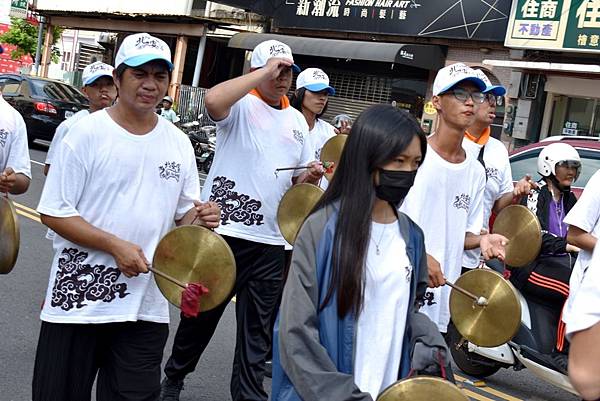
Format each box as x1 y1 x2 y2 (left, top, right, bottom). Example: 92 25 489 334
45 109 90 166
0 94 31 179
462 136 514 268
400 144 485 332
354 221 411 399
564 169 600 326
310 119 336 190
37 110 200 324
201 93 313 246
45 109 91 242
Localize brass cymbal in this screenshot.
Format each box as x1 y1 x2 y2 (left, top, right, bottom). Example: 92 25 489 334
320 134 347 180
152 225 236 312
0 196 20 274
450 269 521 347
492 204 542 267
277 183 324 245
377 376 468 401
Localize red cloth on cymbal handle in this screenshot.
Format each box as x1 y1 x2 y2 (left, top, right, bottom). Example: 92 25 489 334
181 283 210 318
323 161 335 174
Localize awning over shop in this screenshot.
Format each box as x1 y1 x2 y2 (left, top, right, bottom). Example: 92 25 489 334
228 33 445 71
483 59 600 74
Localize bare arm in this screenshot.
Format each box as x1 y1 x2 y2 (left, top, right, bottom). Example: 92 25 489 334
43 164 50 176
292 162 325 186
492 175 537 215
0 168 30 195
569 322 600 400
568 225 597 253
41 215 149 278
205 58 293 121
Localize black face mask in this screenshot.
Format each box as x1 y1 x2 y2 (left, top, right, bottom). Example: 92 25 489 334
375 168 417 206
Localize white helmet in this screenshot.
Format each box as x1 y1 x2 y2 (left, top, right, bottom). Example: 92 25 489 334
537 142 581 182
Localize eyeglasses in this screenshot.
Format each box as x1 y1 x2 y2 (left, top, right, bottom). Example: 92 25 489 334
485 94 502 106
443 88 486 104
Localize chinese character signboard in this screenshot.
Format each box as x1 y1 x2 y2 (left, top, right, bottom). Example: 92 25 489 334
9 0 28 18
217 0 512 41
506 0 600 52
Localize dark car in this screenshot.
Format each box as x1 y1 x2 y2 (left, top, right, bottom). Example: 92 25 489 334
509 138 600 198
0 74 88 145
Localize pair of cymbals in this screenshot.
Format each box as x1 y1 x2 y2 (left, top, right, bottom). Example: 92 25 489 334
0 196 20 274
377 376 468 401
320 134 347 180
492 204 542 267
449 268 521 347
277 183 324 245
152 225 236 312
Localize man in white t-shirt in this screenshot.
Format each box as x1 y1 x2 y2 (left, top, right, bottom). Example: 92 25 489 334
0 91 30 194
563 169 600 334
160 95 180 124
161 40 324 401
565 246 600 400
400 63 507 333
33 33 220 401
462 69 535 272
44 61 117 176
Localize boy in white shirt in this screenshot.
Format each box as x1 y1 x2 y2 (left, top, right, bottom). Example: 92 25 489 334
161 40 324 401
565 246 600 400
33 33 220 401
461 69 535 273
400 63 507 334
160 95 180 124
0 91 30 194
44 61 117 175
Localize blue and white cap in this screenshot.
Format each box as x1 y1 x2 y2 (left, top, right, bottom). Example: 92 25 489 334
473 69 506 96
115 33 173 71
296 68 335 95
433 63 487 96
82 62 114 86
251 40 300 73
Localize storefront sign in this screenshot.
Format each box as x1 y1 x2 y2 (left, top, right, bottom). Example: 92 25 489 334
9 0 28 18
506 0 600 53
217 0 512 41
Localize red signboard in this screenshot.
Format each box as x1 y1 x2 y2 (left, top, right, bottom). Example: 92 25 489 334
0 23 33 74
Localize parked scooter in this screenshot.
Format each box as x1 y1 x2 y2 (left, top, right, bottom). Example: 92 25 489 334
189 125 216 173
447 260 578 396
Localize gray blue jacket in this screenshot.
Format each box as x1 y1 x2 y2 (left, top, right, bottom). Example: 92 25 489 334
271 203 433 401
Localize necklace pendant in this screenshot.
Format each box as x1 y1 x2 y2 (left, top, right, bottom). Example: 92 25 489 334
375 246 380 255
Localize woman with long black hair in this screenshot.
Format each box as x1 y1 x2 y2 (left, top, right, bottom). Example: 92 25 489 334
271 105 448 401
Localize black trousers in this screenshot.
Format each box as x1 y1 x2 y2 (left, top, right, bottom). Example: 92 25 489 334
32 320 169 401
164 235 285 401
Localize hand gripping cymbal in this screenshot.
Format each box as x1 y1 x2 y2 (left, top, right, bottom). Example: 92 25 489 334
152 225 236 312
492 204 542 267
449 269 521 347
277 183 324 245
377 376 469 401
0 196 20 274
320 134 347 181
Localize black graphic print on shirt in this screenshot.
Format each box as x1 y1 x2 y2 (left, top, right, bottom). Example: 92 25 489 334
159 161 181 182
51 248 129 311
293 130 304 146
421 291 437 306
486 167 500 181
209 176 264 226
452 193 471 212
0 128 8 147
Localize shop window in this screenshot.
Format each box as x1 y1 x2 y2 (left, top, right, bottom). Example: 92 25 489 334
549 95 599 137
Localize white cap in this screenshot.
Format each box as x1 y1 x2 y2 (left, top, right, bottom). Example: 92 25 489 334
296 68 335 95
115 33 173 71
473 69 506 96
433 63 487 96
250 40 300 73
82 61 114 86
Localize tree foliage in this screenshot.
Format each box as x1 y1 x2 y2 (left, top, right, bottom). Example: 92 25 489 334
0 17 63 63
